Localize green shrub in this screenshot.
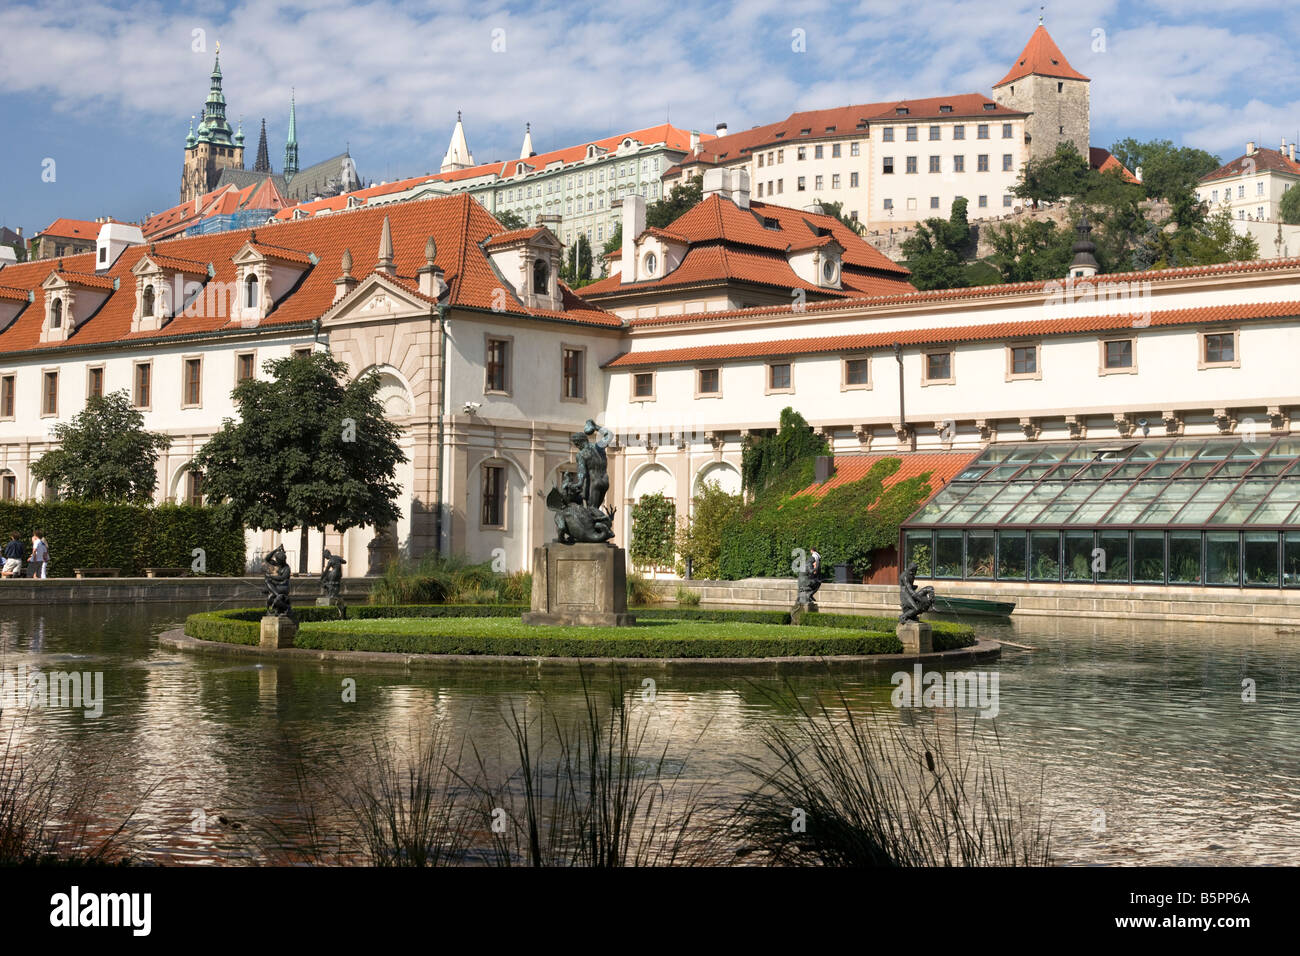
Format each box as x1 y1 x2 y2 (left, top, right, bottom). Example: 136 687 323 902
629 493 675 570
0 500 244 576
626 570 659 605
675 480 743 579
368 552 525 606
674 586 702 606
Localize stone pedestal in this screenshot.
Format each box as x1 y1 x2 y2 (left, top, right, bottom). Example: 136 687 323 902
523 542 635 627
260 614 299 649
896 621 933 655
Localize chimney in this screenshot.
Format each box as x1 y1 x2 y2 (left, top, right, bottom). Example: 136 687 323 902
1134 165 1143 184
814 455 833 483
620 195 646 283
730 168 750 209
702 167 730 202
95 221 144 271
1290 144 1296 162
1246 141 1256 156
715 122 728 137
689 130 701 154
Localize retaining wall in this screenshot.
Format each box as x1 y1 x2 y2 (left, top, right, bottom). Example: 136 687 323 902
0 576 374 606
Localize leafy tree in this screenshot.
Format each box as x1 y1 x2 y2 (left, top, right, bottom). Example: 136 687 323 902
1163 203 1259 267
647 175 703 229
986 217 1076 282
1280 185 1300 225
675 480 743 579
494 209 528 230
900 198 972 290
813 199 864 235
1109 137 1221 201
561 233 593 285
31 390 171 504
195 352 407 573
1013 143 1091 206
629 492 675 570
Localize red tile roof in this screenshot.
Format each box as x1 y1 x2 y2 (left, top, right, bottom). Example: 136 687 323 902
142 252 211 275
483 227 548 248
797 451 979 499
1200 146 1300 183
605 300 1300 368
142 179 291 240
0 193 619 357
0 286 31 304
1089 147 1140 184
994 25 1089 86
51 268 116 291
36 218 102 242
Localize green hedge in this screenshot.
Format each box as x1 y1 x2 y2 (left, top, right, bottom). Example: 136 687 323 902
0 501 244 575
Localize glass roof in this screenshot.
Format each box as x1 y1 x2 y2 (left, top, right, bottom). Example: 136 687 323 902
906 436 1300 528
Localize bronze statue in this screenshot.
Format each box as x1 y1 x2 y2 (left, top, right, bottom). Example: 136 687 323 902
573 429 610 510
547 469 616 544
319 549 346 599
898 562 935 623
263 544 293 618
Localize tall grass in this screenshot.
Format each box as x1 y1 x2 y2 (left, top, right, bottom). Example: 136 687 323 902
626 570 660 606
369 552 530 606
727 684 1053 866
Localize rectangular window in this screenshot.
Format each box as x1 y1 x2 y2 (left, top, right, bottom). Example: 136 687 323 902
831 174 841 189
1238 184 1245 199
134 362 152 408
953 125 965 140
850 172 859 187
797 176 806 191
1244 532 1279 587
758 154 764 168
978 194 988 208
1002 123 1013 138
977 154 989 172
481 465 505 528
928 126 941 141
292 347 313 359
1168 532 1201 584
1003 194 1013 207
185 469 204 506
934 531 962 578
1206 532 1240 586
997 532 1027 579
698 368 720 395
1133 532 1165 584
882 157 894 174
797 146 807 160
929 155 941 173
966 532 995 579
87 366 104 399
236 352 255 383
0 475 14 500
0 374 13 418
814 175 824 190
486 337 509 392
930 196 940 209
953 155 965 173
882 128 894 142
814 145 824 159
924 350 953 383
1257 181 1265 196
883 198 893 210
842 357 869 388
183 357 202 406
768 362 792 392
1102 338 1134 370
42 371 58 416
977 124 989 139
632 372 655 400
905 126 918 141
1009 344 1038 376
905 156 917 174
1030 532 1061 582
1063 531 1095 582
1003 153 1013 171
757 182 763 198
850 142 860 156
562 347 584 400
1202 331 1237 366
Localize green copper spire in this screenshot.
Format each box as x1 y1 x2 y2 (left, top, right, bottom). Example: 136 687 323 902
196 47 235 146
186 116 197 148
284 89 299 177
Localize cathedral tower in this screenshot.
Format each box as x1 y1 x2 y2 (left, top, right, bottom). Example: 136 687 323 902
991 21 1090 163
284 91 299 178
180 49 246 203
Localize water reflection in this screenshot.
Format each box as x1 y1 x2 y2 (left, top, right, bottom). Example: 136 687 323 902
0 602 1297 865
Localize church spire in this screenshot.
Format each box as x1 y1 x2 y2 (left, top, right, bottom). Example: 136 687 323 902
284 90 299 178
440 111 475 172
520 122 535 159
196 45 235 145
254 118 271 173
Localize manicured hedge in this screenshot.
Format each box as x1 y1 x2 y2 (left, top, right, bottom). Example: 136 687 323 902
0 501 245 576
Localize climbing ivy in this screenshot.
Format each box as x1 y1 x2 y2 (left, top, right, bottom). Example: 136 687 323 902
629 492 676 570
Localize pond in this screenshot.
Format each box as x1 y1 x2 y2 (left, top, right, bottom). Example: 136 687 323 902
1 601 1297 865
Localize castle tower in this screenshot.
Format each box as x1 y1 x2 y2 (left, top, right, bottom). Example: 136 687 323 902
254 118 271 173
440 111 475 172
991 21 1090 163
284 91 299 178
180 49 246 202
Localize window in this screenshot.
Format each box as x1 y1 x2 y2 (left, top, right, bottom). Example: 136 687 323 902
42 371 58 416
814 175 824 190
814 145 823 159
777 149 784 162
562 347 584 400
953 125 965 140
485 338 511 393
134 362 152 408
953 155 965 173
0 374 13 418
831 144 841 158
978 194 988 208
184 469 204 506
758 154 764 169
905 156 917 174
183 356 200 405
977 124 990 140
1008 344 1039 378
1101 338 1134 372
905 126 918 141
50 298 63 329
1 475 13 500
632 371 655 400
883 198 894 211
1238 184 1245 199
1201 331 1238 367
930 196 940 209
924 350 953 384
851 142 860 156
236 352 255 383
882 157 894 174
142 285 156 317
532 258 549 294
698 367 720 395
842 357 869 389
1003 194 1013 207
797 146 807 160
481 465 505 528
1002 123 1013 138
767 362 793 392
929 126 941 141
797 176 806 191
882 127 894 142
244 273 259 308
831 174 841 189
929 155 941 173
87 366 104 399
1003 153 1013 171
849 172 859 188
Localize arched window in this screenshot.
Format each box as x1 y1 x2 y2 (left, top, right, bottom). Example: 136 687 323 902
50 298 63 329
142 285 156 317
245 273 259 308
532 257 549 294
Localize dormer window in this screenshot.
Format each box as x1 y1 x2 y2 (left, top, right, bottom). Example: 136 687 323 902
940 105 953 113
142 285 156 317
245 274 259 308
50 298 63 329
643 252 658 277
983 102 996 111
896 107 909 116
822 258 839 284
532 257 550 295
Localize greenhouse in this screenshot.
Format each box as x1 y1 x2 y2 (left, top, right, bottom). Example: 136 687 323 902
902 436 1300 589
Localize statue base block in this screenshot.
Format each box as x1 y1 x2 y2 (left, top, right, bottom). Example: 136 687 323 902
523 542 635 628
896 621 933 655
260 614 298 649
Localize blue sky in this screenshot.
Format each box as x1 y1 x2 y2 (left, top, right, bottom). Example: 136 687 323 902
1 0 1298 234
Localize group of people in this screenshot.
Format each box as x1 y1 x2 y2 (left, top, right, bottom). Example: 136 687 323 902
1 531 50 579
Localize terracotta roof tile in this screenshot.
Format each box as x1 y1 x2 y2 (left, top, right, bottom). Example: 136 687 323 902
141 252 211 275
1200 146 1300 183
36 218 103 241
796 451 979 499
994 25 1089 86
0 285 31 303
51 269 116 291
483 227 548 248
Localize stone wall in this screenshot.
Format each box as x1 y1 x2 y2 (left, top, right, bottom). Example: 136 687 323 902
0 576 373 606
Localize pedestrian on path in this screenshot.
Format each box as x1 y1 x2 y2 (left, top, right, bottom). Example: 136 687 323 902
2 533 23 578
31 530 49 579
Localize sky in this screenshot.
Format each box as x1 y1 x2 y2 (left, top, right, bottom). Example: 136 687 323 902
1 0 1298 234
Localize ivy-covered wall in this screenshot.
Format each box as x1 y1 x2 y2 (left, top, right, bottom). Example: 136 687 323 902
629 492 676 571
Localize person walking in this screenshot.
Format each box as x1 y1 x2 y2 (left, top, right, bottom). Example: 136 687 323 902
31 530 49 579
1 533 23 578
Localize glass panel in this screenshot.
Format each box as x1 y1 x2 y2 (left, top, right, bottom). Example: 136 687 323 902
1126 443 1166 462
1168 532 1201 584
1069 483 1130 523
934 531 963 578
997 532 1026 579
1097 532 1130 582
1163 441 1203 461
954 466 990 480
1078 461 1119 479
1046 461 1089 480
1178 461 1219 479
965 532 995 579
904 531 932 577
1135 481 1202 524
910 485 970 523
1133 532 1165 584
986 464 1025 481
1102 481 1166 524
1243 533 1279 587
1264 437 1300 458
1014 464 1055 481
1209 478 1276 524
1066 444 1099 461
1110 462 1153 480
1001 481 1069 524
1205 532 1240 585
1036 482 1102 523
1248 460 1293 478
1196 440 1239 460
1144 461 1184 479
1063 532 1094 582
1029 532 1061 582
1005 446 1041 464
1173 482 1239 524
939 483 1006 522
1031 444 1075 463
1215 461 1256 478
1245 477 1300 524
967 483 1036 524
973 445 1013 464
1284 533 1300 588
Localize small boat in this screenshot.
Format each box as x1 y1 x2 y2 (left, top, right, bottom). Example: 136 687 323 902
930 595 1016 617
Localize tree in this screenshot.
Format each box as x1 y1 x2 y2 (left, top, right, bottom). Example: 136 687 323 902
1013 143 1091 206
194 352 407 573
986 217 1076 282
813 199 864 236
900 198 972 290
561 234 593 285
675 480 742 579
1109 137 1221 201
31 390 171 504
1281 185 1300 225
494 209 528 230
646 175 702 229
1163 203 1259 267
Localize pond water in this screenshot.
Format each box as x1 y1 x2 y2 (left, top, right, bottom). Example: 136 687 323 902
1 601 1297 866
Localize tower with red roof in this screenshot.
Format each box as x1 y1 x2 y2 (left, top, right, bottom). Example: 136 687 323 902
991 20 1090 163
